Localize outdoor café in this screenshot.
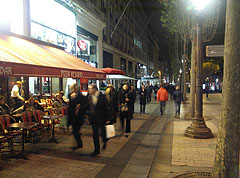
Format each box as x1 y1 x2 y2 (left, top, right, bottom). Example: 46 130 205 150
0 31 106 159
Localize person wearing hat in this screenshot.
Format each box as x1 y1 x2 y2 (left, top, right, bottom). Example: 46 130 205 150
173 85 183 118
11 81 25 110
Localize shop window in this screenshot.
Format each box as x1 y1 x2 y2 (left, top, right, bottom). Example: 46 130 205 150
77 34 97 64
52 78 60 97
120 58 127 72
29 77 40 97
128 61 133 75
42 77 51 98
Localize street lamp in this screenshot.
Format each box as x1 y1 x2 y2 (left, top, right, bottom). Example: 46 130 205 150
185 0 214 139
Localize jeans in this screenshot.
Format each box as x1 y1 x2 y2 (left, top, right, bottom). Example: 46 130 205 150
160 101 166 115
175 103 181 115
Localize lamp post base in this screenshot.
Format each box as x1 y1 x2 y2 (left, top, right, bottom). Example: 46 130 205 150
185 119 214 139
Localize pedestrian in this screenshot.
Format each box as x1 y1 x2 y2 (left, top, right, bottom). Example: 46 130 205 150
206 84 209 98
130 85 136 119
153 84 159 100
105 84 118 123
139 84 147 113
157 85 169 115
173 86 183 118
119 83 134 137
146 84 152 103
10 81 25 110
67 83 87 150
87 84 110 157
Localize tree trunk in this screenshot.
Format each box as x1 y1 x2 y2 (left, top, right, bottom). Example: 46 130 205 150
189 28 197 117
212 0 240 177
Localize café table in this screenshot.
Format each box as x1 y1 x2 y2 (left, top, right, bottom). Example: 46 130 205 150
9 122 37 160
42 115 60 143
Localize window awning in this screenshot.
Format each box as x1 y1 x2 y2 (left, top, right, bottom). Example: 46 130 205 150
106 74 137 80
0 34 106 79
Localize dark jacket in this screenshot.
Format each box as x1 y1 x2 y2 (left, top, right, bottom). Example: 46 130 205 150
139 89 147 105
87 92 109 125
173 90 183 104
67 92 87 124
119 89 134 116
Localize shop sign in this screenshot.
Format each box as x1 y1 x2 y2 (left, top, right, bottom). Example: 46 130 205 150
77 40 87 51
61 70 83 78
0 66 12 75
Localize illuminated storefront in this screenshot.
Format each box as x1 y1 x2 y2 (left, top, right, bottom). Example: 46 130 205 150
76 26 98 68
30 0 76 55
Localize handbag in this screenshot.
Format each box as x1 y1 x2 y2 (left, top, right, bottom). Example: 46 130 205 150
106 124 116 138
120 103 128 112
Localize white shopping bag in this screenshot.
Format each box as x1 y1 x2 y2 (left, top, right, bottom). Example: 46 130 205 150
106 124 116 139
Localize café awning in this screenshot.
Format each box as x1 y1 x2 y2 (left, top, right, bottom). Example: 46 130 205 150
0 34 106 79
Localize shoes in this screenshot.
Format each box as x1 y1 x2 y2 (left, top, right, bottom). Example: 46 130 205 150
72 144 83 150
124 134 129 138
91 151 100 157
103 143 107 149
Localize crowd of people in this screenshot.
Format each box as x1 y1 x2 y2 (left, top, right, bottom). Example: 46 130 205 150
0 80 184 157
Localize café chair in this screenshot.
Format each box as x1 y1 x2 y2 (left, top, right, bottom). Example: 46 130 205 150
21 111 44 143
0 115 20 158
0 136 14 159
32 110 47 142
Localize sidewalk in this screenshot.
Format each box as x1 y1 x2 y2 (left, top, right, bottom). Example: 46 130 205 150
0 94 222 178
0 99 164 178
149 93 222 178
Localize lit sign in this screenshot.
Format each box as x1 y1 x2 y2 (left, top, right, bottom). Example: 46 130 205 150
61 70 83 78
77 40 87 51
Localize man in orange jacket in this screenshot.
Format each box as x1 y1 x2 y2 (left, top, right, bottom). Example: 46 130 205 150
157 85 169 115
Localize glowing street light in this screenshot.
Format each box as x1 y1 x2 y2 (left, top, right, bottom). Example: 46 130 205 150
185 0 214 139
191 0 212 12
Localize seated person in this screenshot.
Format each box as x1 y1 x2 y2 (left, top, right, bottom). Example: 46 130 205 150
0 95 11 115
23 96 44 112
53 93 63 114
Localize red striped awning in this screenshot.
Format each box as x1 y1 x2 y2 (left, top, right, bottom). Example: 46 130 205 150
0 34 106 79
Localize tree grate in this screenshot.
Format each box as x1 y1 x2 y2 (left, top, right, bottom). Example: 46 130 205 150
174 172 212 178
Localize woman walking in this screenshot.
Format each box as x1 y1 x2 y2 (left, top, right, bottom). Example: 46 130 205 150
119 83 134 137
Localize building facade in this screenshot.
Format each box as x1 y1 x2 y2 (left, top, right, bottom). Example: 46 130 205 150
84 0 161 79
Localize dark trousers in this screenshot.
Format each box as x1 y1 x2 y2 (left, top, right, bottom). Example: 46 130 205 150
92 123 107 152
160 101 166 115
147 94 151 102
72 119 83 146
120 112 131 133
140 104 145 113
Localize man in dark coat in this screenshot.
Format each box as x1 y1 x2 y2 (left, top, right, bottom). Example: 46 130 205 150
146 84 152 103
68 83 87 150
173 85 183 118
139 84 147 113
87 84 110 157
